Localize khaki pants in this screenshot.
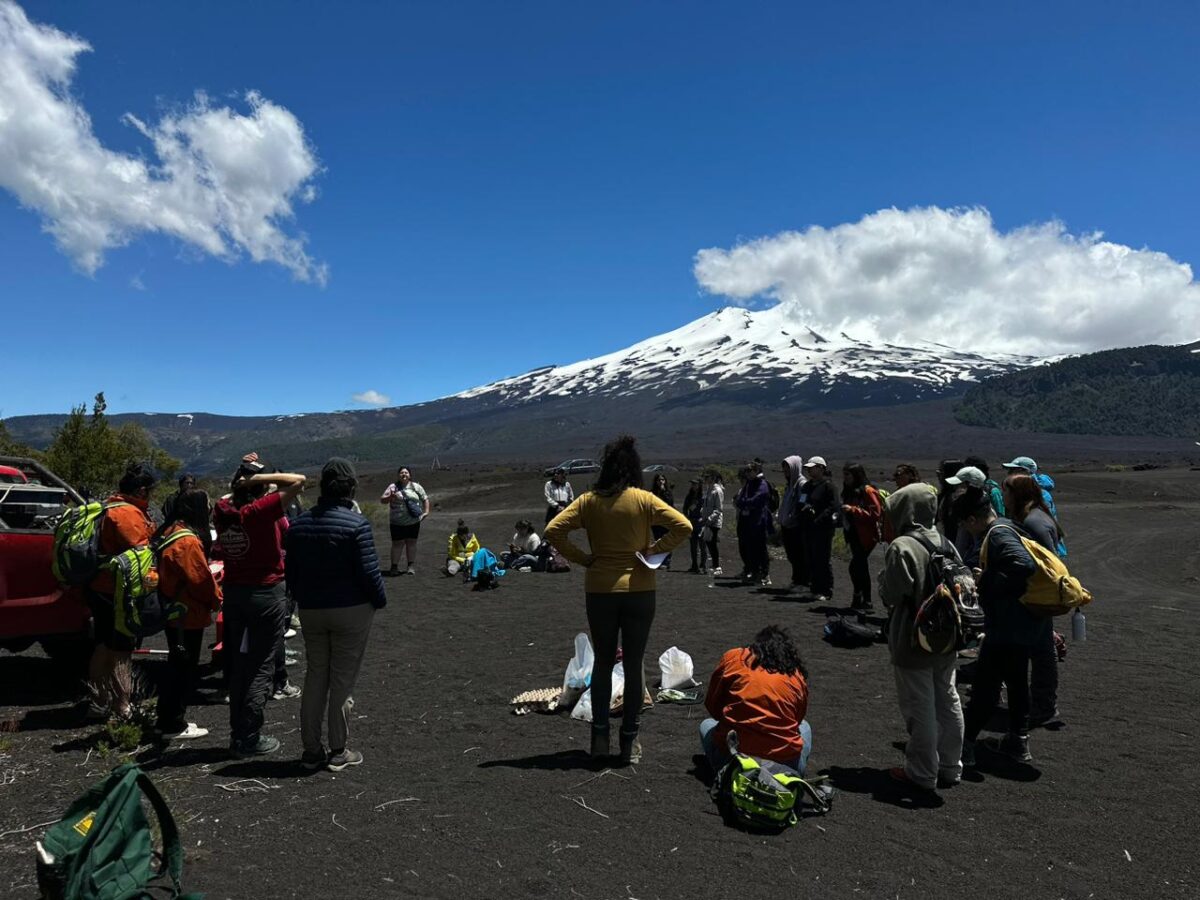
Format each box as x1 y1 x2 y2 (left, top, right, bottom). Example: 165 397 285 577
299 604 375 755
892 658 964 788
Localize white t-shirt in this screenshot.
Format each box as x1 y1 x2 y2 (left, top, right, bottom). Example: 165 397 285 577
384 482 427 526
512 531 542 554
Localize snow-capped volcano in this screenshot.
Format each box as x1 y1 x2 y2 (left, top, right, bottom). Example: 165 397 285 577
456 306 1036 410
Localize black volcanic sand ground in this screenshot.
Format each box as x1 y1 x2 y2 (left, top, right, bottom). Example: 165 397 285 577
2 467 1198 898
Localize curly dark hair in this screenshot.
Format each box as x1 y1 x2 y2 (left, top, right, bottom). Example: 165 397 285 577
747 625 808 678
593 435 644 497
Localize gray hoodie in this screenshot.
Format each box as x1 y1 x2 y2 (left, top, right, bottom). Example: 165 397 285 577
778 455 805 529
879 483 957 669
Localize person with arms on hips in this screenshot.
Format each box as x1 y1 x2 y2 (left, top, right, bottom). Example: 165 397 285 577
380 466 429 576
153 489 222 742
954 491 1043 766
285 459 387 772
445 520 481 576
544 436 691 765
544 468 574 525
880 484 965 792
213 458 306 758
87 462 158 720
700 625 812 775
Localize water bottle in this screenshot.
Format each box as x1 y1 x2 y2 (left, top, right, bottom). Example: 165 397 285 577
1071 608 1086 642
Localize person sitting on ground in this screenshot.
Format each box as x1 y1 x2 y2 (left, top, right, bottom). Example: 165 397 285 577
445 520 481 575
214 459 307 758
1003 456 1067 557
544 468 574 525
699 625 812 775
682 478 709 574
285 458 387 772
544 435 692 765
1003 474 1064 728
954 491 1042 766
879 484 965 792
503 520 542 570
153 489 222 743
841 462 883 611
87 461 158 720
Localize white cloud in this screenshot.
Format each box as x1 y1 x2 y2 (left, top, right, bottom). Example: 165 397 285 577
351 390 390 407
694 206 1200 356
0 1 326 282
129 274 145 291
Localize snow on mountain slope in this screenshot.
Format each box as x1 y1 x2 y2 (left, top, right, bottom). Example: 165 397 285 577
456 306 1037 408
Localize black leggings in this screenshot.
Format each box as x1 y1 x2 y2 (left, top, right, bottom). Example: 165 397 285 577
585 591 656 736
964 641 1031 740
156 626 205 734
846 531 873 604
705 527 721 569
803 526 835 596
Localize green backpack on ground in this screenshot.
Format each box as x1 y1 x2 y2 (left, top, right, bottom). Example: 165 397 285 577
710 731 833 831
36 763 200 899
52 501 129 586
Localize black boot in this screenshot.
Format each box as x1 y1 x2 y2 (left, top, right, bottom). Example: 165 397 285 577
590 726 611 760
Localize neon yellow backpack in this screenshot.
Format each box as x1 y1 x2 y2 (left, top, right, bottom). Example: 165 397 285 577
981 524 1093 617
51 501 130 586
710 731 832 830
109 530 194 638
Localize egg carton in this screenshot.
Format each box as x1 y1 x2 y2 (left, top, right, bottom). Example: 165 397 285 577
510 686 562 716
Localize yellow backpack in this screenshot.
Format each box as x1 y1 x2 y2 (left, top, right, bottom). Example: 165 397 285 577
981 524 1093 617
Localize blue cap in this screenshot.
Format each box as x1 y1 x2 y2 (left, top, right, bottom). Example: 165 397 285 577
1003 456 1038 473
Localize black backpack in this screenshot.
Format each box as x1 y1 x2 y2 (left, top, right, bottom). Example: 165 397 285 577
823 614 880 648
910 534 984 653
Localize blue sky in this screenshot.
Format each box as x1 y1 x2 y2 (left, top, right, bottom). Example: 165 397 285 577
2 0 1198 417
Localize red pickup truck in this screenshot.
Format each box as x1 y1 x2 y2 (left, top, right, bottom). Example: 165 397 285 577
0 457 92 666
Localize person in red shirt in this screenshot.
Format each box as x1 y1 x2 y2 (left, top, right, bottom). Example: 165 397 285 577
700 625 812 774
213 460 306 758
153 489 222 742
86 462 157 719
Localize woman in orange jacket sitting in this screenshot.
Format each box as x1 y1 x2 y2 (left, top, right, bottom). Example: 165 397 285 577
700 625 812 774
154 490 223 741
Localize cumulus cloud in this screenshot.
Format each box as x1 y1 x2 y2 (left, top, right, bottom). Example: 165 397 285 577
694 206 1200 356
0 1 326 282
352 390 391 407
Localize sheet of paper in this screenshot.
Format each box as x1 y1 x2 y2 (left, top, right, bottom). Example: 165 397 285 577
636 551 670 570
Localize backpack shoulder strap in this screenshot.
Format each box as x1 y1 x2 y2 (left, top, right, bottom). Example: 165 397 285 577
134 770 186 896
155 528 197 555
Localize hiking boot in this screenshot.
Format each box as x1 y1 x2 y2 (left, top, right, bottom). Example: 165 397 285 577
617 730 642 766
1029 707 1061 728
273 683 302 701
711 567 723 577
961 739 977 768
231 735 281 758
300 750 327 771
590 726 611 760
984 733 1033 763
290 613 302 630
936 771 961 790
760 576 772 586
162 723 208 741
327 749 363 771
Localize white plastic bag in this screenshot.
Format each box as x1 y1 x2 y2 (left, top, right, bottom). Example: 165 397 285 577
570 662 625 722
562 632 594 692
658 646 694 690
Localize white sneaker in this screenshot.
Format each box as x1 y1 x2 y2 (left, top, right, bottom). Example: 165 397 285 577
164 723 208 741
712 567 723 576
284 627 297 639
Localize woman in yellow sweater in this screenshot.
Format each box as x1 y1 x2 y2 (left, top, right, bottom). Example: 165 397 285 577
445 520 481 576
544 435 692 765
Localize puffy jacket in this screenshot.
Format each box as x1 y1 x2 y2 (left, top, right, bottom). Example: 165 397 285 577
978 518 1047 647
735 476 772 531
448 533 481 564
798 479 836 530
1034 473 1068 557
284 499 387 610
702 484 725 530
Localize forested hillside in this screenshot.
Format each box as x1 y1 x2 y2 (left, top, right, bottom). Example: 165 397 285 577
956 344 1200 437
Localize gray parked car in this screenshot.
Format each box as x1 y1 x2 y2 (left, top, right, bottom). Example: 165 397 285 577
543 458 601 477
